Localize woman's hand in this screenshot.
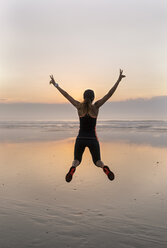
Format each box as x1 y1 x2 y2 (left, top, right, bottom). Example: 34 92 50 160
49 75 58 87
118 69 126 81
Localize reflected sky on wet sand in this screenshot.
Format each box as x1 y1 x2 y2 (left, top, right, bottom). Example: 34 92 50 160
0 135 167 248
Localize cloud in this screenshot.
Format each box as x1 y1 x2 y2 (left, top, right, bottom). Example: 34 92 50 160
0 98 8 101
101 95 167 120
0 96 166 121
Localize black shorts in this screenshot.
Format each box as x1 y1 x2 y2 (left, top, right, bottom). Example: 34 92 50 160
74 138 101 165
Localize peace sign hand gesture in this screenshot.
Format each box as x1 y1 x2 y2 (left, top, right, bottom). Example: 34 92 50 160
118 69 126 81
49 75 59 87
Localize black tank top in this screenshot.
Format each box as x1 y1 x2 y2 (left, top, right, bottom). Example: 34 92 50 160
77 114 97 139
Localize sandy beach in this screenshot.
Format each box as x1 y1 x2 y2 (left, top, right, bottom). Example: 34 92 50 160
0 120 167 248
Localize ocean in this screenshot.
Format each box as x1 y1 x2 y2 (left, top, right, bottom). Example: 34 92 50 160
0 119 167 147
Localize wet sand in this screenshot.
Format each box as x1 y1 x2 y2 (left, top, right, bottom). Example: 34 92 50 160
0 123 167 248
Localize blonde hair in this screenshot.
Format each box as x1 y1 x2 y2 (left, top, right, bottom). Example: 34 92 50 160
78 98 92 116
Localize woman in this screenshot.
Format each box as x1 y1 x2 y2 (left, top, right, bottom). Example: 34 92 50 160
49 69 126 182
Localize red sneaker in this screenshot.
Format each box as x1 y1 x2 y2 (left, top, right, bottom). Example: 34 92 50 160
103 166 115 181
65 166 76 183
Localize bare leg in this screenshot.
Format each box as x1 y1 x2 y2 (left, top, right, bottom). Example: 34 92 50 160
72 159 80 168
96 160 104 168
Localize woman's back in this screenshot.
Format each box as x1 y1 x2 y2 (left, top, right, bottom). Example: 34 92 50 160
78 114 97 139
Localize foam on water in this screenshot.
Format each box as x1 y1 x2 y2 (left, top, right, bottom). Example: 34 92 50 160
0 120 167 146
0 119 167 131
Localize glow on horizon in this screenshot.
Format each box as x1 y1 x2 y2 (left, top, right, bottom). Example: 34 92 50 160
0 76 166 104
0 0 167 104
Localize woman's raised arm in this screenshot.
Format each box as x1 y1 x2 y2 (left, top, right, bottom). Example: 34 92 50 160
94 69 126 108
49 75 80 108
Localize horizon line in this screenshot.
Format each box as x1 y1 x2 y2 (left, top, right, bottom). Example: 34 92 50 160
0 95 166 104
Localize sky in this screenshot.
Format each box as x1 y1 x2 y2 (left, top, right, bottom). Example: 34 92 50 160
0 0 167 104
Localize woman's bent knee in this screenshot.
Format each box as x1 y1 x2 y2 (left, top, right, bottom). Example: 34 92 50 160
95 160 104 168
72 160 80 167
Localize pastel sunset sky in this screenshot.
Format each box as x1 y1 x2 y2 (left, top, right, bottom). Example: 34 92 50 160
0 0 166 104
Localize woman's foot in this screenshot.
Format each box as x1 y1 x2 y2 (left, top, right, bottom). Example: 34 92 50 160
103 166 115 181
65 166 76 182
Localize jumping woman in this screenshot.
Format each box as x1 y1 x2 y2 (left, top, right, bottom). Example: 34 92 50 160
49 69 126 182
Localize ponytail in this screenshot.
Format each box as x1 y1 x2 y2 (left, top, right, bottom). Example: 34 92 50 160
78 98 92 116
84 98 92 113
